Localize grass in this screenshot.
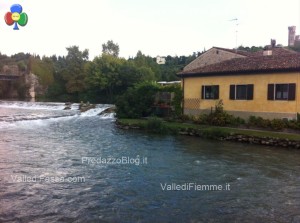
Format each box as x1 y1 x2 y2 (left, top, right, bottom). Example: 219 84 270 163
117 118 300 141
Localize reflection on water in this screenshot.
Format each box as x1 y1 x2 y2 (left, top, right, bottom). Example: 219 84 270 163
0 101 300 222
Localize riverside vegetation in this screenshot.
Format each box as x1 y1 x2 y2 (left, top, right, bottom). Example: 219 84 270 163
0 40 198 101
116 96 300 149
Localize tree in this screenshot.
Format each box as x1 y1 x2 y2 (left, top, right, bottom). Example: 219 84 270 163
85 54 124 103
31 56 54 86
62 46 89 101
116 82 160 118
102 40 120 57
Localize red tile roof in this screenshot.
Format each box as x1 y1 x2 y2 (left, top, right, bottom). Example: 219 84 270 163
178 54 300 77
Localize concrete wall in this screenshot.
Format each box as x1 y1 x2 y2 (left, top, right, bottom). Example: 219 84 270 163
183 71 300 119
183 48 245 71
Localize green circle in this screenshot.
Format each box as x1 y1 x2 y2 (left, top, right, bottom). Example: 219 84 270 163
18 13 28 26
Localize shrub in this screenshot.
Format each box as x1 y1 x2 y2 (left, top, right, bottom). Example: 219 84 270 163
195 113 209 125
248 116 270 128
146 117 168 133
116 82 160 118
116 82 182 119
270 119 286 130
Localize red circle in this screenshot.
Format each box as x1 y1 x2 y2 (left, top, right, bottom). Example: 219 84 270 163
5 12 14 25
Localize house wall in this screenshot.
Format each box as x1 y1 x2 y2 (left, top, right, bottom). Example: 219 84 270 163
183 72 300 119
183 48 245 71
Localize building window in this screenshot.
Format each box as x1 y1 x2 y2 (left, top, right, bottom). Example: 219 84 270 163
267 83 296 101
229 84 254 100
201 85 219 99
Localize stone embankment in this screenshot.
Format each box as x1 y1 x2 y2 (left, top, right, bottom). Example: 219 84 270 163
116 121 300 149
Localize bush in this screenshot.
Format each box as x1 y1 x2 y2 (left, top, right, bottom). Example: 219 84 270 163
195 113 209 125
116 82 160 118
146 117 168 133
270 119 286 130
248 116 270 128
116 82 182 119
193 100 245 127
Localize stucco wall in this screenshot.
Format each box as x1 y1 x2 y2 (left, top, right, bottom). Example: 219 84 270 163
183 48 245 71
183 72 300 119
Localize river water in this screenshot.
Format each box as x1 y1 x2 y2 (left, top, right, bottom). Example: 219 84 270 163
0 101 300 223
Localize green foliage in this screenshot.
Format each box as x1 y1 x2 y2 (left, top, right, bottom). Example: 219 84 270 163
201 128 229 139
248 116 292 131
102 40 120 57
207 100 236 126
0 41 198 102
248 116 271 128
193 100 245 127
116 81 182 119
270 119 286 130
146 117 168 134
10 77 30 99
116 81 160 118
31 57 54 86
63 46 89 100
161 84 182 117
238 45 264 52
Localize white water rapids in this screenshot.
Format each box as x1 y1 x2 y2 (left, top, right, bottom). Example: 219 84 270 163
0 101 115 127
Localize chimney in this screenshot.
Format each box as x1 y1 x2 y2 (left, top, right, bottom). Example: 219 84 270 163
271 39 276 48
263 50 272 56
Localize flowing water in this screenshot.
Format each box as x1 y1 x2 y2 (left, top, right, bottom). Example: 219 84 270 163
0 101 300 223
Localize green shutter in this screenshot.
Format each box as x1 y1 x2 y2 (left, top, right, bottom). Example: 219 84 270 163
267 84 274 100
229 85 235 100
215 85 219 99
288 83 296 101
201 86 205 99
247 84 254 100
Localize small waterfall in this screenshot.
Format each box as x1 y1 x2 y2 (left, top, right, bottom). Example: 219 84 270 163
80 105 115 119
0 101 67 110
0 101 115 128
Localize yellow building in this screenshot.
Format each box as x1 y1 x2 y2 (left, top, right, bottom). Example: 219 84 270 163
178 47 300 119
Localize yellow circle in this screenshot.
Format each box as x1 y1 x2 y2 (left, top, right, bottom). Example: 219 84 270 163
11 12 20 22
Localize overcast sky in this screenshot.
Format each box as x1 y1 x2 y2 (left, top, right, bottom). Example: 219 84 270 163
0 0 299 59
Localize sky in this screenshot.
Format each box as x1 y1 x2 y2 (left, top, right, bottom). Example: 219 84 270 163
0 0 299 59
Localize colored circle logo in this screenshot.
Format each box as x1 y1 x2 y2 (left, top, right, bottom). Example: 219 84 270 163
5 4 28 30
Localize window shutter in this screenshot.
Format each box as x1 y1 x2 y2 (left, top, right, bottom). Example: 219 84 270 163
247 84 254 100
288 83 296 101
229 85 235 100
201 86 205 99
214 86 219 99
267 84 274 100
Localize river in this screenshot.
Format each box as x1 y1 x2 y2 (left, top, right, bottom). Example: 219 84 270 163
0 101 299 223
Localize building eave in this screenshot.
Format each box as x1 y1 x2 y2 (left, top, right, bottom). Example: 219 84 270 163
177 68 300 78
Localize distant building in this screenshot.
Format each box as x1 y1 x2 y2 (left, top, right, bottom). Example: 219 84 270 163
157 81 181 86
156 56 166 65
288 26 300 47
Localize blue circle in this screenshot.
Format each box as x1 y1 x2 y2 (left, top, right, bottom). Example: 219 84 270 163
10 4 23 13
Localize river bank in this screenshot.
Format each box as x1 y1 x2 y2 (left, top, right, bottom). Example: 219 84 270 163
116 118 300 149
